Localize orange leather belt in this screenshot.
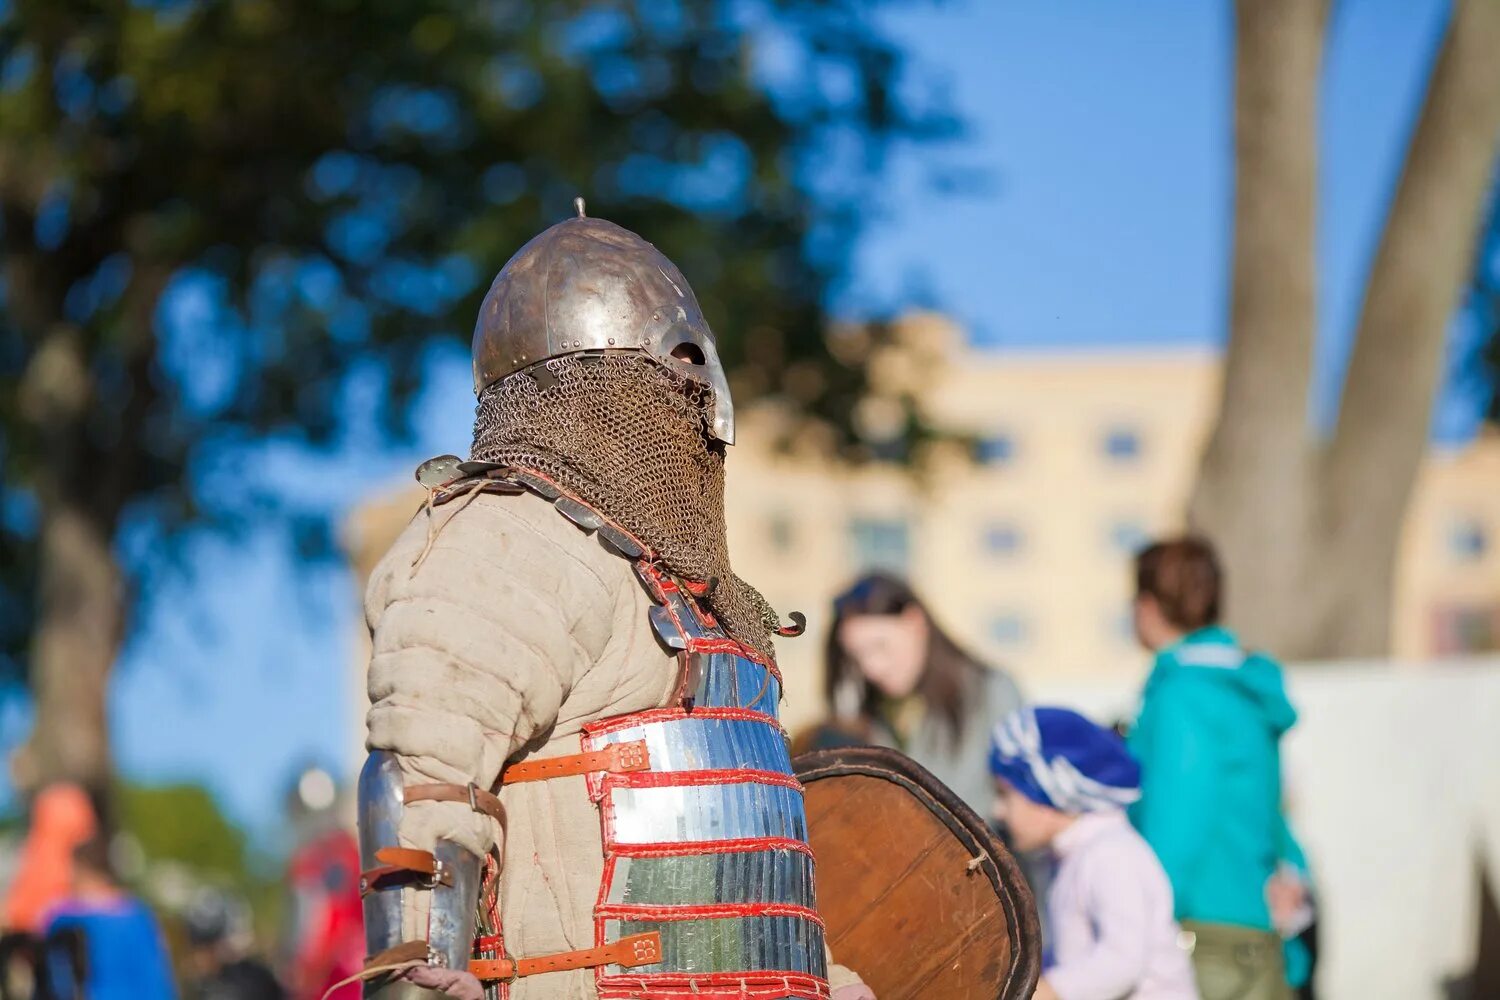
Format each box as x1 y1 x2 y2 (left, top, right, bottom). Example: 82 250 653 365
361 846 452 896
404 781 505 825
501 740 650 785
469 932 661 982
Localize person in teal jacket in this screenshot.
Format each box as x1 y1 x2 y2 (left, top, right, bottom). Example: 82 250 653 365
1127 537 1310 1000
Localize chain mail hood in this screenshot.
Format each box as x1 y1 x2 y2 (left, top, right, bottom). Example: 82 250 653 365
470 352 782 662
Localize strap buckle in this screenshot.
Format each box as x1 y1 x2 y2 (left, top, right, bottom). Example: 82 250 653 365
610 740 650 773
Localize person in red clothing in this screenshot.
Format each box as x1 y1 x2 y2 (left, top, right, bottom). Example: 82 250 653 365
283 829 362 1000
279 767 362 1000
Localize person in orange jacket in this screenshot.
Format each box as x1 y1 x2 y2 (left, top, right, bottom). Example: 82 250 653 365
3 783 99 934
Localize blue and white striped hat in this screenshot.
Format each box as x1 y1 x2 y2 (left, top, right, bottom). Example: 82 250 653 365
988 707 1141 814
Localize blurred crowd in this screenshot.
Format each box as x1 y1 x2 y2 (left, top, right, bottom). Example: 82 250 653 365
796 536 1315 1000
0 776 363 1000
0 534 1314 1000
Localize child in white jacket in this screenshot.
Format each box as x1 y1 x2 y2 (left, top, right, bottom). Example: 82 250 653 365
990 707 1198 1000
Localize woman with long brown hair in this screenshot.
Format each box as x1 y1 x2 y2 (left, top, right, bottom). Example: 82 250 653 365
822 572 1024 817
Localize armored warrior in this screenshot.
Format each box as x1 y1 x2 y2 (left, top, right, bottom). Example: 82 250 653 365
356 204 873 1000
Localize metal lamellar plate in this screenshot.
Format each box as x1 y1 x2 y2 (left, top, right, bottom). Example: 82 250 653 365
602 916 827 978
415 454 464 488
644 604 783 709
609 782 808 844
607 848 815 907
652 591 780 712
591 714 792 774
585 642 820 979
689 651 781 712
581 561 821 987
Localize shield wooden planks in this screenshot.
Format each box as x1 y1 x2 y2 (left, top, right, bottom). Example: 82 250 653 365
795 746 1042 1000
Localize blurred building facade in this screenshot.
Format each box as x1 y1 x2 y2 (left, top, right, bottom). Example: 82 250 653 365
345 312 1500 736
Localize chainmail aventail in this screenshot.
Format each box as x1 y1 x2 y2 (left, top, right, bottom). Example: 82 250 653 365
470 353 781 662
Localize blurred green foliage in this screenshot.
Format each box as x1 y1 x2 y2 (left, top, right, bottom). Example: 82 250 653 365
115 781 288 950
0 0 954 683
117 782 248 880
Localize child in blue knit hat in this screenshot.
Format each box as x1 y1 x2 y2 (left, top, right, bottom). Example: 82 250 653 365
990 707 1197 1000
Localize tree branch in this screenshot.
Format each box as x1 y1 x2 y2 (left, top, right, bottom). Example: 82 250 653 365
1325 0 1500 537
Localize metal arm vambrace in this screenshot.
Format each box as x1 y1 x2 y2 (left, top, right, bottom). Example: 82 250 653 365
358 750 484 999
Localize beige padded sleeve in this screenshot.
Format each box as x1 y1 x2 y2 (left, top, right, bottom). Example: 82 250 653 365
363 493 612 860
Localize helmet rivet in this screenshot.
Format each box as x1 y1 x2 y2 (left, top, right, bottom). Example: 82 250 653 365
608 338 615 345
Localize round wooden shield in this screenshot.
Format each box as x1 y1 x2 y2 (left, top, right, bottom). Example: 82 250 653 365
796 747 1041 1000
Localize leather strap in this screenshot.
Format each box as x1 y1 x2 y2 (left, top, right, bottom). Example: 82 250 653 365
364 939 429 970
360 847 451 896
403 782 505 825
468 932 662 982
501 740 650 785
375 846 439 875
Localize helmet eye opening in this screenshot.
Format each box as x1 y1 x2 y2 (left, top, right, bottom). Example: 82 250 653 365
669 342 706 366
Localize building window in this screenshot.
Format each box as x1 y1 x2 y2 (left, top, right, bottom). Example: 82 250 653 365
975 433 1017 466
1448 517 1488 563
1102 427 1142 462
1108 519 1150 555
767 511 795 555
988 612 1030 646
984 522 1024 556
849 517 910 574
1430 603 1500 654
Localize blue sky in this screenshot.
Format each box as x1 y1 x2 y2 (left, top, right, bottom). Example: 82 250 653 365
849 0 1474 433
6 0 1482 833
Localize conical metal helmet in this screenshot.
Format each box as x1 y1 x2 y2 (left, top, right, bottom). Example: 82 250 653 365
471 204 735 443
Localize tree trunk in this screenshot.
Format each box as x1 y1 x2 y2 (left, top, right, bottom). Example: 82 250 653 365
12 318 125 802
1191 0 1500 660
1189 0 1327 656
19 502 121 799
1317 0 1500 656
